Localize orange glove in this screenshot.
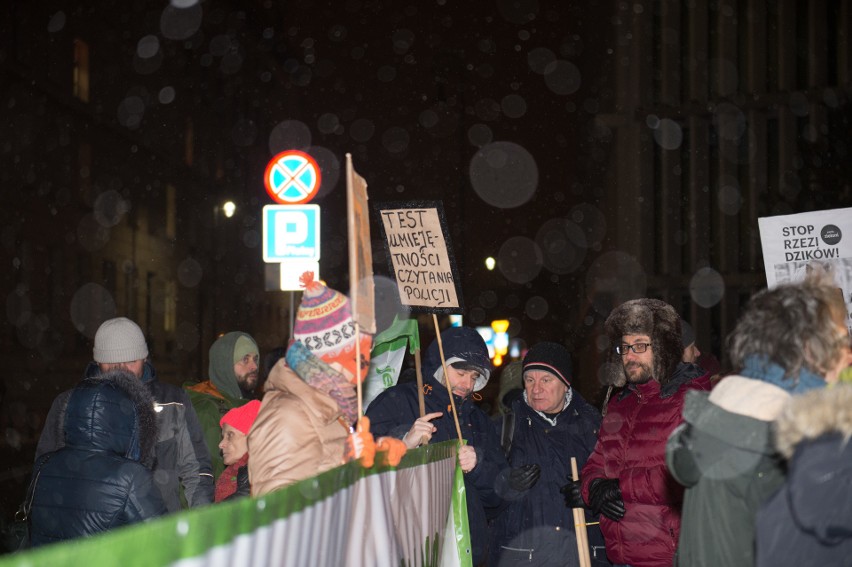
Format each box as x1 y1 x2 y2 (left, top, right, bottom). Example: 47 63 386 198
376 436 407 467
346 416 377 468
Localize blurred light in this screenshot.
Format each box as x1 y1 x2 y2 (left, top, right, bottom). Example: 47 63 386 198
476 326 495 359
509 339 522 358
491 319 509 333
493 354 503 367
485 257 496 271
223 201 236 218
449 314 463 327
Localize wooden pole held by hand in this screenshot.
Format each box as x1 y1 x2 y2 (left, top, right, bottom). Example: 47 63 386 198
432 314 463 442
571 457 591 567
414 347 429 445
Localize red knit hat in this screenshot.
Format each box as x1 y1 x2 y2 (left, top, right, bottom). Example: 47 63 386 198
219 400 262 435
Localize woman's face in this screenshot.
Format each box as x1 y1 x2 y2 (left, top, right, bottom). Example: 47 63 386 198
218 423 248 466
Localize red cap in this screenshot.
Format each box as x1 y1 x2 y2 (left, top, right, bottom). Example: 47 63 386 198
220 400 262 435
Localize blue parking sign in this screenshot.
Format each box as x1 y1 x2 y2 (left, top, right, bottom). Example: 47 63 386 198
262 205 321 262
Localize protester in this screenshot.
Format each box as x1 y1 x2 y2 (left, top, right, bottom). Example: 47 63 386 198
36 317 213 512
248 273 404 494
667 280 850 567
756 385 852 566
185 331 260 480
367 325 507 567
580 299 712 567
489 342 609 566
30 370 166 546
215 400 262 502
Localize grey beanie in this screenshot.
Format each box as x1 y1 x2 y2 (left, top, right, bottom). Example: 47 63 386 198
93 317 149 363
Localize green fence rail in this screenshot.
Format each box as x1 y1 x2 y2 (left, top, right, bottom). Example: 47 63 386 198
0 441 469 567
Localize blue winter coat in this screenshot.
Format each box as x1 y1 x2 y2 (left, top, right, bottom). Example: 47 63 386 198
366 327 506 566
490 392 609 567
35 361 214 512
29 370 166 546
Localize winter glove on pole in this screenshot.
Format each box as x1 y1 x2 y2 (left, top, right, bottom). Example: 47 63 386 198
588 477 626 521
346 416 377 468
560 478 586 509
375 436 407 466
508 464 542 492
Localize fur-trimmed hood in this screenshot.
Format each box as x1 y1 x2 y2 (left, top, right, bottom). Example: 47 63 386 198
601 298 683 388
774 384 852 459
64 369 158 468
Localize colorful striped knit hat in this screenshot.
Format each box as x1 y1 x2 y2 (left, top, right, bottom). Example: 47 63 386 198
293 272 372 383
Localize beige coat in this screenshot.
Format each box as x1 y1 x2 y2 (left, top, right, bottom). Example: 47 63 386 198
247 361 349 496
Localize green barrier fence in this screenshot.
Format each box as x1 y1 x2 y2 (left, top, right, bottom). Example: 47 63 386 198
0 441 469 567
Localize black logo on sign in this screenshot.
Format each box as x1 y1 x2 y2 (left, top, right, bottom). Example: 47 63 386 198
821 224 842 245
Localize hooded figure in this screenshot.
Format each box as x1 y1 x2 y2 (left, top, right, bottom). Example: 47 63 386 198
580 299 712 567
756 385 852 566
367 326 507 566
30 370 165 546
185 331 259 480
248 273 374 495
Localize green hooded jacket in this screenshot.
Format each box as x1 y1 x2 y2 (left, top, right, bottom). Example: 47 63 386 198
184 332 256 480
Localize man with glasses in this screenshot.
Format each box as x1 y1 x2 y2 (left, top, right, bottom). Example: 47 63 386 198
185 331 260 480
579 300 711 567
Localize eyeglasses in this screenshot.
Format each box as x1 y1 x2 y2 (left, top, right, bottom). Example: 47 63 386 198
615 343 652 355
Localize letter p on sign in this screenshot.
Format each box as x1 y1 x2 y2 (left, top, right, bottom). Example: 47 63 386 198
262 204 321 263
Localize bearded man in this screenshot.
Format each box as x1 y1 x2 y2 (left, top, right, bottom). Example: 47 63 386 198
579 300 712 567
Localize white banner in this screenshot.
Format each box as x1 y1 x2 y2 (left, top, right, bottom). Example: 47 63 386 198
758 207 852 334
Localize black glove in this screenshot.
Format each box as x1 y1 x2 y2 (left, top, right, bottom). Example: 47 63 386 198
588 478 626 521
560 479 586 509
508 464 541 492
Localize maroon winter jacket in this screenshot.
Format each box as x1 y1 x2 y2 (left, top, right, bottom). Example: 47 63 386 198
581 365 712 567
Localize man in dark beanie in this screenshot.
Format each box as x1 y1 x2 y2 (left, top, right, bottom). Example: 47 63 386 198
579 300 712 567
489 341 609 566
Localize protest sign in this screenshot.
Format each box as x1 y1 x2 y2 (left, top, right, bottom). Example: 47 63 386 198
375 201 463 314
758 207 852 333
346 153 375 333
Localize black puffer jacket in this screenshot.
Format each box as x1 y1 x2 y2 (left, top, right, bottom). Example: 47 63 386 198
30 370 166 546
36 361 214 512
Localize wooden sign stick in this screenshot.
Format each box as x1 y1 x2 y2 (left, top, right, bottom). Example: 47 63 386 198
571 457 591 567
432 314 463 442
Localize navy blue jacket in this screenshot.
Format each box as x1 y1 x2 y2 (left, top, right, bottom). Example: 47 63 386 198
36 361 214 512
490 392 610 566
366 327 506 566
30 371 166 546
